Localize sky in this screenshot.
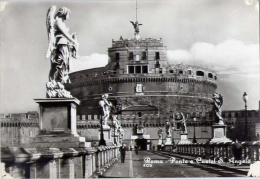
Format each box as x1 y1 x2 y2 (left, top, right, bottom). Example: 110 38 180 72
0 0 259 113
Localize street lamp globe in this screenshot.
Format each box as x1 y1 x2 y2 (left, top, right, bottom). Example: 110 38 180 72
243 92 248 103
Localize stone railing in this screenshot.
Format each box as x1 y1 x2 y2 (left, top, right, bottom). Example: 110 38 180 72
176 141 260 163
1 145 119 179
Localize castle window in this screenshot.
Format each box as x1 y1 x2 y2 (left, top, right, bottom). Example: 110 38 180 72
116 53 120 61
187 70 192 75
155 60 160 68
142 52 147 60
208 73 213 78
214 76 217 80
136 66 141 73
159 68 162 73
128 65 148 74
169 70 174 73
128 66 135 73
137 112 142 118
142 66 148 73
129 52 134 60
155 52 160 60
196 71 204 77
179 70 183 74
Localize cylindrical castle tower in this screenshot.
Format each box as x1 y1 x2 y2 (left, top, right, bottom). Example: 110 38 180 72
67 37 217 120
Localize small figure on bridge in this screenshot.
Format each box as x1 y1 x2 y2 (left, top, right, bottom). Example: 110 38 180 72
134 145 139 155
119 143 127 163
231 139 243 166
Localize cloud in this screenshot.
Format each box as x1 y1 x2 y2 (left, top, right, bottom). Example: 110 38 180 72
167 50 191 65
0 2 7 12
167 39 259 82
70 53 108 72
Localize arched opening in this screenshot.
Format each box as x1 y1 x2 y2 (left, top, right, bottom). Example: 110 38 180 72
134 138 147 150
137 112 142 118
196 71 204 76
208 73 213 79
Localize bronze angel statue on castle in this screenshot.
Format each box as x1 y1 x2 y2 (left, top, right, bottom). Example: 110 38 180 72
45 6 79 98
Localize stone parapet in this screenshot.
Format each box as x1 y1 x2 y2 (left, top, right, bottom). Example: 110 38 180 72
1 145 118 179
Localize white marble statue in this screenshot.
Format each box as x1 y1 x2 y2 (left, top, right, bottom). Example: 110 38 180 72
212 93 224 125
165 121 171 137
157 127 163 139
112 115 119 131
99 94 113 128
45 6 79 98
180 112 188 133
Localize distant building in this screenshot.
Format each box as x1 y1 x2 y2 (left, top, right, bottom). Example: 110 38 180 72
0 111 39 147
66 32 220 148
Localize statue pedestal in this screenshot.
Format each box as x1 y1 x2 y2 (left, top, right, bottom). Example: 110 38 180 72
25 98 91 148
164 137 173 151
99 128 113 145
112 133 119 145
158 139 163 145
210 125 232 143
178 133 192 144
165 137 172 145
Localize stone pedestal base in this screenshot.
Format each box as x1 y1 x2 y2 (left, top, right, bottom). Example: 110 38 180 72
210 125 232 143
99 128 113 145
178 133 192 144
164 145 173 152
158 139 163 145
112 134 119 145
135 33 140 40
25 98 91 148
165 137 172 145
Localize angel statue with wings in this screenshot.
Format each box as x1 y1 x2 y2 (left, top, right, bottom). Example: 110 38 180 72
179 112 188 133
99 94 114 128
212 93 224 125
130 21 142 34
45 6 79 98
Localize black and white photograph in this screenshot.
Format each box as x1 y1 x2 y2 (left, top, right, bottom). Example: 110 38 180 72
0 0 259 178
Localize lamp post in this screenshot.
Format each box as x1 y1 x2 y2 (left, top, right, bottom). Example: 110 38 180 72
243 92 248 141
114 127 116 144
172 126 175 145
99 117 106 146
193 118 197 143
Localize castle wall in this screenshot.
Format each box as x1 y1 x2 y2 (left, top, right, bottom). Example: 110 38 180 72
0 112 39 147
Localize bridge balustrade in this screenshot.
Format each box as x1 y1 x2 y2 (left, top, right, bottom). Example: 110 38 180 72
176 141 260 164
1 145 120 179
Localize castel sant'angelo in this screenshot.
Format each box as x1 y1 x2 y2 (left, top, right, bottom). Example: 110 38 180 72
66 19 220 149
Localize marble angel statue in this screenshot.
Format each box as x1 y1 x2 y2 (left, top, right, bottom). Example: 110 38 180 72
45 6 79 98
99 94 113 128
180 112 188 133
212 93 224 125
